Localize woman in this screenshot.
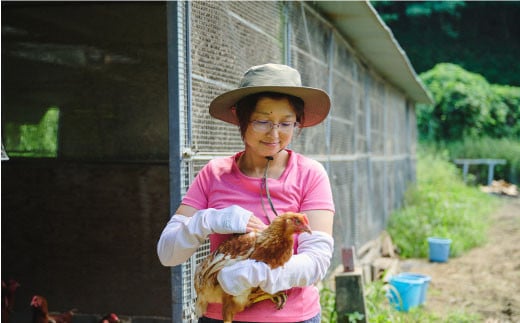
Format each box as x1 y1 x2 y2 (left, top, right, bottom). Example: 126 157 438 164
157 63 335 323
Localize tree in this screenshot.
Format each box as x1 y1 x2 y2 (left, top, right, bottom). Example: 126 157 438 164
371 1 520 86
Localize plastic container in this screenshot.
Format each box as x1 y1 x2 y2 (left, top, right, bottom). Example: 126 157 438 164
387 275 423 312
428 237 452 262
397 272 432 304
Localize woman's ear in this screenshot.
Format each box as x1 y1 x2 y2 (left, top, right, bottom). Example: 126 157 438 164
231 107 241 126
231 107 243 138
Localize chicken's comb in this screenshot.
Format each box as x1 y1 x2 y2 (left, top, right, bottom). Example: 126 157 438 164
301 214 310 225
109 313 120 320
30 295 43 306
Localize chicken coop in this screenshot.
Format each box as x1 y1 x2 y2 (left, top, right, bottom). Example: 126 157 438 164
1 1 431 322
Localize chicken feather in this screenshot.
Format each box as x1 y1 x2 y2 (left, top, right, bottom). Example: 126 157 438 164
194 212 311 323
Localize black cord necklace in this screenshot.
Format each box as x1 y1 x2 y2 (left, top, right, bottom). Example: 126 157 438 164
262 156 279 222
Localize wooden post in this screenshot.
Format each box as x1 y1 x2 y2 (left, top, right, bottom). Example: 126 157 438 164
335 267 368 323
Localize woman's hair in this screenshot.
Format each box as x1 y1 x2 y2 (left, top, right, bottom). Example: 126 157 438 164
235 92 305 139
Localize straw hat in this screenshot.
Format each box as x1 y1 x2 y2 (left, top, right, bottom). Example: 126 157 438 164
209 63 331 127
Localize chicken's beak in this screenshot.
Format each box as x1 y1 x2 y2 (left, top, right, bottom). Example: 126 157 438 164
300 214 312 234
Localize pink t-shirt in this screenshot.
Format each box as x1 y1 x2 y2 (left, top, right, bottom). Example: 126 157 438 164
182 149 335 322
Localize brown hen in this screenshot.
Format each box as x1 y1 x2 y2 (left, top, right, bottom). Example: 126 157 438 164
30 295 75 323
194 212 312 323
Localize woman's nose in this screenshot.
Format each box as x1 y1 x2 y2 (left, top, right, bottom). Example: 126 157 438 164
267 127 280 136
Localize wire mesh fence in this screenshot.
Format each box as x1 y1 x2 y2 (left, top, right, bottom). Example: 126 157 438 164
170 2 417 321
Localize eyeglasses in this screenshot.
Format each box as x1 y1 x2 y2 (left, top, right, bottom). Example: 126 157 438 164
250 120 300 133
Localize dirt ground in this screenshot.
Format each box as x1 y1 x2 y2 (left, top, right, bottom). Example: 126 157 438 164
401 196 520 322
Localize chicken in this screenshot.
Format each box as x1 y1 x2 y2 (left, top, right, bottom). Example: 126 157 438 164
98 313 121 323
2 279 20 323
194 212 312 323
30 295 76 323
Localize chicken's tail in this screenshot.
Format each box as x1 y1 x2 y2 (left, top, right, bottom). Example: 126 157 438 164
195 297 208 318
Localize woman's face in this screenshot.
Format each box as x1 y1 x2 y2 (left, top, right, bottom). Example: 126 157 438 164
243 97 297 157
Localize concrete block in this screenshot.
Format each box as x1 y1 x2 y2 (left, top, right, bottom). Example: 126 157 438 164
335 267 367 323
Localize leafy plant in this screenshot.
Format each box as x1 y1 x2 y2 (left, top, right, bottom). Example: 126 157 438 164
320 286 338 323
346 312 365 323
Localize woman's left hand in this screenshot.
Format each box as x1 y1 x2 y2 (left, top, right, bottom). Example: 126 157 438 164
246 215 268 232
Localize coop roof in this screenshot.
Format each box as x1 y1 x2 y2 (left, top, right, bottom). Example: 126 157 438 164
313 1 433 104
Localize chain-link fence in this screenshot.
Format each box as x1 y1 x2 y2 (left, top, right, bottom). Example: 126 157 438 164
169 2 417 321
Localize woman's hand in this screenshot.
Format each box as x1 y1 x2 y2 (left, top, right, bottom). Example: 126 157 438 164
176 204 267 233
246 215 268 232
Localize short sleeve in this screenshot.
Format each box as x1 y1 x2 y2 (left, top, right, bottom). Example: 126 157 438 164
299 158 335 213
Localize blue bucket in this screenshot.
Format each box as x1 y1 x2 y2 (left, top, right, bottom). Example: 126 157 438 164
397 273 432 304
387 275 423 312
428 237 452 262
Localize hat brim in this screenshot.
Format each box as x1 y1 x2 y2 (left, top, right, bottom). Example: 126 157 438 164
209 86 331 128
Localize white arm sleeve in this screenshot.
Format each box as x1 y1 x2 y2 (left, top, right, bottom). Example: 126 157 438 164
157 205 252 266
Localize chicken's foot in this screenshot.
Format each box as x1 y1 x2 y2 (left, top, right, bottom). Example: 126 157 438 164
250 291 287 310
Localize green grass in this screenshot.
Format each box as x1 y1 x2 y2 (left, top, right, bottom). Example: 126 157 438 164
387 148 500 258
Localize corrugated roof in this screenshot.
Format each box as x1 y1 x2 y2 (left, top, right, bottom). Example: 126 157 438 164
313 1 433 104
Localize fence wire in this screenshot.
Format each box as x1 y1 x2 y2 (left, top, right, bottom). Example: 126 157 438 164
171 2 417 321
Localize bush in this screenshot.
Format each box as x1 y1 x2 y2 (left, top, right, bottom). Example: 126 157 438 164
418 63 495 141
417 63 520 141
488 84 520 138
